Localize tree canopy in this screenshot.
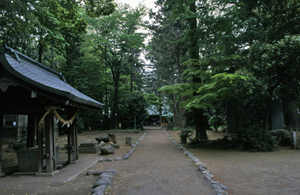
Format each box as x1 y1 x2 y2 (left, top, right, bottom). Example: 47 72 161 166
1 0 300 150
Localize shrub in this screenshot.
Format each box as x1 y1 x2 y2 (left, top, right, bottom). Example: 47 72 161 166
178 129 194 144
231 128 277 152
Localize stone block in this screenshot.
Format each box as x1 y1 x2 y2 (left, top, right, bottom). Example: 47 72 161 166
79 146 99 154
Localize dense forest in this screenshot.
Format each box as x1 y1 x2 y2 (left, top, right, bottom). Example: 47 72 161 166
1 0 300 151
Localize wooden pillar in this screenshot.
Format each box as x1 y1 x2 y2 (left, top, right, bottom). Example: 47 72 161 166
0 113 3 176
27 114 36 148
71 119 78 162
37 131 43 173
37 114 44 173
51 116 56 170
74 119 79 161
45 113 54 173
67 128 71 164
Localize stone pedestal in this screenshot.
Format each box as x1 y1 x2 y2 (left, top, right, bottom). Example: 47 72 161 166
79 143 99 153
126 137 132 145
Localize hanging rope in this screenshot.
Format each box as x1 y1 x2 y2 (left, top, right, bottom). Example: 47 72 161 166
38 106 79 132
38 109 51 132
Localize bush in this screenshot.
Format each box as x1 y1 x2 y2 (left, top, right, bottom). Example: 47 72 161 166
231 128 277 152
208 115 223 131
178 129 194 144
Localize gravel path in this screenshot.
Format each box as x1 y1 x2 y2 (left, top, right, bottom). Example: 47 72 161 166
100 129 216 195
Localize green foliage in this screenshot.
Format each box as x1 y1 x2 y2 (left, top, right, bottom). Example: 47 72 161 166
208 115 223 131
144 93 164 115
76 114 85 132
159 83 193 96
231 129 277 152
86 3 147 128
118 91 149 129
150 0 300 149
2 0 300 150
84 0 116 17
144 93 163 107
178 128 194 144
0 0 36 50
250 35 300 94
177 71 252 110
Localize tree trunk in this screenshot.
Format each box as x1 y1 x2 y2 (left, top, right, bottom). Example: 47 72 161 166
226 101 238 134
38 37 43 63
130 55 134 92
172 93 178 128
179 96 187 129
188 0 208 140
194 108 208 140
282 97 300 131
262 95 271 131
111 78 119 129
104 83 109 129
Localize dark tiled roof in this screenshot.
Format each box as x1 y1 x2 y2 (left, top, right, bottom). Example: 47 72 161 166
0 46 103 109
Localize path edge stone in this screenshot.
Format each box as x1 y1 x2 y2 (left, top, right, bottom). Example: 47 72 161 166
122 130 148 160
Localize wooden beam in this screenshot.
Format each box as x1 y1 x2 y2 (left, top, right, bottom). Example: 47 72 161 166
0 102 43 114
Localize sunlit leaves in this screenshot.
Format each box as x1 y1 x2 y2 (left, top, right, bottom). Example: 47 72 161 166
185 72 251 109
84 0 116 17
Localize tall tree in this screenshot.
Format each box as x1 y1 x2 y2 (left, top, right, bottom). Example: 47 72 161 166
87 3 146 128
147 0 191 129
0 0 38 52
157 0 211 139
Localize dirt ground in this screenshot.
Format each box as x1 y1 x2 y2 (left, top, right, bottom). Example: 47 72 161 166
1 130 142 173
0 130 143 195
99 129 216 195
168 130 300 195
1 129 300 195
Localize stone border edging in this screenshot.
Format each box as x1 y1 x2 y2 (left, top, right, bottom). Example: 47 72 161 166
123 130 148 160
87 169 118 195
88 130 149 194
163 130 229 195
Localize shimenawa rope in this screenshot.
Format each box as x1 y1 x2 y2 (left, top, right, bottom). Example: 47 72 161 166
38 106 79 132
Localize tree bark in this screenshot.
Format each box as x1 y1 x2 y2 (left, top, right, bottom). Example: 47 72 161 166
172 93 178 128
282 95 300 131
263 96 271 131
188 0 208 140
179 96 187 129
111 75 119 129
